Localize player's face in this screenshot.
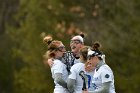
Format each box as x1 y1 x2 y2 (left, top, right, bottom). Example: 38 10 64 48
70 40 83 54
85 61 95 72
56 43 66 57
87 56 98 67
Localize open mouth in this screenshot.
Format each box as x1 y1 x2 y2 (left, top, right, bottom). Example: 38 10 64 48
71 46 76 49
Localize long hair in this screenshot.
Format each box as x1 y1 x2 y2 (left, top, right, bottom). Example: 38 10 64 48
79 46 89 62
43 35 62 59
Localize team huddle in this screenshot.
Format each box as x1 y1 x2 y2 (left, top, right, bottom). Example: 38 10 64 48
43 33 116 93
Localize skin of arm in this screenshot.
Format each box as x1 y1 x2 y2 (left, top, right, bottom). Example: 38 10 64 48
54 73 67 89
82 91 88 93
67 78 76 93
88 81 111 93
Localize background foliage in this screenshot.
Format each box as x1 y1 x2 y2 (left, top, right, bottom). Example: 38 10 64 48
0 0 140 93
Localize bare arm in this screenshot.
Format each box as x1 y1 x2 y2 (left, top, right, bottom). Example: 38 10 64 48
82 91 88 93
43 58 54 67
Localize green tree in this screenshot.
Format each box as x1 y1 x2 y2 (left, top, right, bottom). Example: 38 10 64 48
0 0 140 93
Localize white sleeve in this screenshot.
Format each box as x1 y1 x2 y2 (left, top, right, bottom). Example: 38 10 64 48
68 65 77 80
53 60 63 74
101 69 113 83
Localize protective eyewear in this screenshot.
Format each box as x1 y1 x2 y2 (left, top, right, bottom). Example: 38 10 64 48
87 55 94 60
70 40 81 44
57 46 65 51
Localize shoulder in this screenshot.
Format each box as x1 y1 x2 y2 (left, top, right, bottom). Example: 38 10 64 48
100 64 112 72
71 63 84 71
99 65 114 79
53 59 64 66
53 59 61 63
72 62 84 68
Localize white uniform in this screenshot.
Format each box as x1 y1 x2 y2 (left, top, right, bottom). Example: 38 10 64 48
74 58 80 64
51 59 69 93
85 71 95 92
91 64 116 93
68 62 85 93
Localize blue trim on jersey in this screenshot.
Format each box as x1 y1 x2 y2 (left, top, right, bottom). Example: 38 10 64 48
86 75 91 88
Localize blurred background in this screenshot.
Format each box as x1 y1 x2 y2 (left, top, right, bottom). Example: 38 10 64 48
0 0 140 93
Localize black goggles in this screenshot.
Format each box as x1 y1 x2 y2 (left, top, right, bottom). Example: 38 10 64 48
87 55 95 60
87 53 102 60
70 40 81 44
57 46 65 51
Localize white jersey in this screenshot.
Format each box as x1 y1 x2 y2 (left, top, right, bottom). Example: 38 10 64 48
68 62 85 93
91 64 116 93
51 59 69 93
74 58 80 64
85 71 95 92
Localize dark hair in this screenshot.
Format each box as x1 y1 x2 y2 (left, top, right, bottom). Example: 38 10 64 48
79 32 85 38
92 41 102 60
92 41 101 51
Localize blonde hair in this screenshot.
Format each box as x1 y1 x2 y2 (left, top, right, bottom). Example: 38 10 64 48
43 35 62 59
79 46 89 62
